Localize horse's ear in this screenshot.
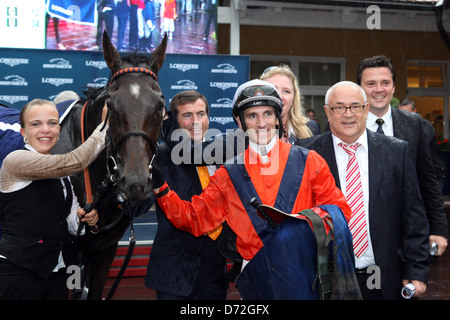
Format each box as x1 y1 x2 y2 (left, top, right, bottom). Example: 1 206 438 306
148 34 168 74
102 31 121 71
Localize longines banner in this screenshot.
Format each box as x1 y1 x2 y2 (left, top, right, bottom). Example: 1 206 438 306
0 48 249 132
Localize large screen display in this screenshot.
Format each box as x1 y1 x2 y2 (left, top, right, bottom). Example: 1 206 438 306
0 0 218 54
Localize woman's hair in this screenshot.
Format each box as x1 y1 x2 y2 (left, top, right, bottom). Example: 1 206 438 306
260 64 312 139
20 98 57 128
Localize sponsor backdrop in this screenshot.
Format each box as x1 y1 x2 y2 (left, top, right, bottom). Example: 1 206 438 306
0 48 249 132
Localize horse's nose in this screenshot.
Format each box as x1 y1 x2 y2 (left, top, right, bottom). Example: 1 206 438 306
118 174 152 201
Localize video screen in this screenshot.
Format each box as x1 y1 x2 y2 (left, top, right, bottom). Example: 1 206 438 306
0 0 218 54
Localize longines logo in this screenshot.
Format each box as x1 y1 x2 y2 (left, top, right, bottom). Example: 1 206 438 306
210 82 238 91
169 63 199 72
211 63 237 74
171 80 198 90
0 58 29 67
0 95 28 105
0 75 28 86
86 60 108 70
210 117 234 125
41 77 73 87
43 58 72 69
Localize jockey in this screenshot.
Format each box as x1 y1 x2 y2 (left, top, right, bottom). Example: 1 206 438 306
152 80 360 299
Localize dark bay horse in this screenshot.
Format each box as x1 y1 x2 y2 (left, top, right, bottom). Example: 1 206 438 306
52 31 167 299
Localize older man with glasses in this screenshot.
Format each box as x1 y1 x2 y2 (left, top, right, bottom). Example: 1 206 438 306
297 81 429 300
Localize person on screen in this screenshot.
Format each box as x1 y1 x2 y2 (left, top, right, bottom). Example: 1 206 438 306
162 0 176 40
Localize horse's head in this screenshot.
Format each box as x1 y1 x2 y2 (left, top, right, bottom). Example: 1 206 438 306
102 31 167 201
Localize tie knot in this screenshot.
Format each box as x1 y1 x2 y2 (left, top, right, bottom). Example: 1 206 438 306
339 142 360 156
376 118 384 125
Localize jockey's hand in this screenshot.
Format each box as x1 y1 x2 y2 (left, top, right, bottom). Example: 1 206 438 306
77 207 99 227
152 161 165 191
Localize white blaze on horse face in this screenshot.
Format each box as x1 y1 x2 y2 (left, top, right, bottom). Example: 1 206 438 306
130 83 141 99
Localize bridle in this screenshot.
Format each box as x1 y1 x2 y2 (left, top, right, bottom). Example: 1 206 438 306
77 66 163 300
79 66 162 221
106 67 162 185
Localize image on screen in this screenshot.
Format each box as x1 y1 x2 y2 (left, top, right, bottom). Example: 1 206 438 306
0 0 218 54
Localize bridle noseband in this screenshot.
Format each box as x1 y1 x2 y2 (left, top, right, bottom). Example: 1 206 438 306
106 67 161 184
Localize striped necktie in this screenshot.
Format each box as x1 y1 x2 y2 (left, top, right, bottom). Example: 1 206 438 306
198 166 223 240
339 142 368 258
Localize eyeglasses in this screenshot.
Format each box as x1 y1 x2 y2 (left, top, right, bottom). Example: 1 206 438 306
327 104 366 114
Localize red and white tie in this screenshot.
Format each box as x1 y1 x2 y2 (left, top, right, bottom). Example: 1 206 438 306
339 142 368 258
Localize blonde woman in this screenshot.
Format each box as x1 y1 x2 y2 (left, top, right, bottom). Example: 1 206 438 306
0 99 107 299
261 64 320 143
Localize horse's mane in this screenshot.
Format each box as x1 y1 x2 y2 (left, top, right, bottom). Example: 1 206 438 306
82 86 108 102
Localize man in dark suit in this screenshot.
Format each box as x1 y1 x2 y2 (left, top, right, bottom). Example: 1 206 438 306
356 55 448 256
145 90 228 299
296 81 429 299
399 98 447 196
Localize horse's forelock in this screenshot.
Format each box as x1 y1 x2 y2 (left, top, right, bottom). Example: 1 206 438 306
121 53 151 68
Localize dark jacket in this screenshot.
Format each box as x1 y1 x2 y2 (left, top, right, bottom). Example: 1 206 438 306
296 130 430 299
0 178 72 279
145 142 227 298
391 108 447 238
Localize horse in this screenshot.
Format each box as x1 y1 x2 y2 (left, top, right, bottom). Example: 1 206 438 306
52 31 167 299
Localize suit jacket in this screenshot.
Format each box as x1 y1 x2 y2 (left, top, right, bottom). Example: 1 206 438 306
391 108 447 238
296 130 430 299
145 142 227 298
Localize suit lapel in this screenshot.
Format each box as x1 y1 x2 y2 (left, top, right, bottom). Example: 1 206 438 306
367 130 384 215
317 132 341 189
392 108 407 140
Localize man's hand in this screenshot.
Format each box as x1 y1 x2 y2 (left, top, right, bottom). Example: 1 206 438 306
402 279 427 298
430 235 448 256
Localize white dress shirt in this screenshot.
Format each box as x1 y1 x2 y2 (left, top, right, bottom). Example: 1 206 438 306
331 130 375 269
366 106 393 137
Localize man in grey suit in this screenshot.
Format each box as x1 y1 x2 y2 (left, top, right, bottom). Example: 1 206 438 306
296 81 429 299
356 55 448 256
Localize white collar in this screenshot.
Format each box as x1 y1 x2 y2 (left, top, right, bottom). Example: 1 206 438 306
332 129 368 151
249 135 278 162
367 105 392 126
